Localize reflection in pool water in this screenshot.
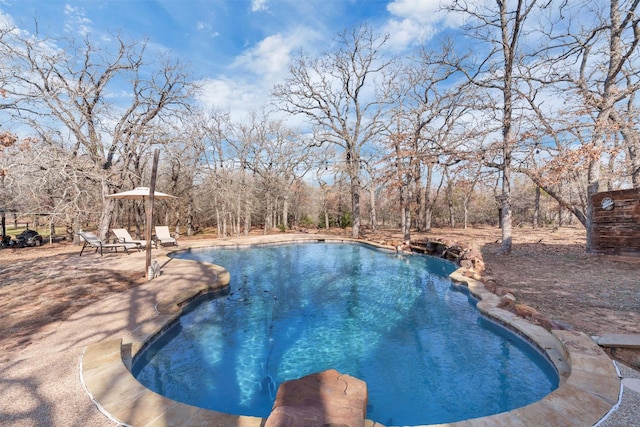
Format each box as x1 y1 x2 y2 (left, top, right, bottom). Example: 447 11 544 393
133 242 558 425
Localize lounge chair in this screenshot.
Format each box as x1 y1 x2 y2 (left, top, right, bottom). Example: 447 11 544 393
78 231 141 256
155 226 178 247
112 228 154 248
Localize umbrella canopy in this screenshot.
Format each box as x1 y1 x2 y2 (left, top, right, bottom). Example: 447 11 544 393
105 186 176 200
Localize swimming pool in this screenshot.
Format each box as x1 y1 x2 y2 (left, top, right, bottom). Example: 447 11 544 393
132 242 559 425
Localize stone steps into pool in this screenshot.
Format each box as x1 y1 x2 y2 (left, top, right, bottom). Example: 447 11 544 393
597 333 640 349
264 369 367 427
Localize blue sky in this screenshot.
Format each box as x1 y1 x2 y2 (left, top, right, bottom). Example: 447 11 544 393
1 0 459 121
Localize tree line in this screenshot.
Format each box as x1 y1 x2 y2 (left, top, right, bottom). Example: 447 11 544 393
1 0 638 253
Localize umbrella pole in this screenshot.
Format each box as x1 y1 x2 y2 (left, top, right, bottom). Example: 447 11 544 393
146 149 160 280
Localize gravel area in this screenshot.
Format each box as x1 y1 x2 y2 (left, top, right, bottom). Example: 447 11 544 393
598 363 640 427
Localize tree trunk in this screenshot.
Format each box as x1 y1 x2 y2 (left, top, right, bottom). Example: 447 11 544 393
402 206 411 241
244 197 251 236
282 194 289 230
424 204 433 231
418 185 426 231
463 202 469 229
630 142 640 189
369 183 377 232
406 181 413 240
444 168 455 228
273 196 278 229
263 198 271 235
244 212 251 235
422 163 436 231
585 160 600 252
623 129 640 188
500 193 513 253
351 177 361 238
223 214 228 237
98 182 115 241
448 201 455 228
499 72 514 254
533 185 541 228
397 174 411 241
136 203 144 239
499 160 513 254
72 214 81 244
216 207 221 238
187 204 193 236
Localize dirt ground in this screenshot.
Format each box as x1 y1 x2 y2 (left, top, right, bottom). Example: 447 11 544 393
1 225 638 368
0 244 146 357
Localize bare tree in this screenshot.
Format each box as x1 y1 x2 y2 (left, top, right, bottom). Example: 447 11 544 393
443 160 486 229
359 155 383 233
515 0 640 250
159 111 213 237
248 117 317 231
376 42 472 240
446 0 542 254
381 130 418 240
199 109 235 237
273 25 393 238
222 114 257 236
0 132 36 213
0 29 195 239
568 0 640 251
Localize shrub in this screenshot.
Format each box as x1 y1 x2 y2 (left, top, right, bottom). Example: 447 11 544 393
299 214 315 228
339 211 352 228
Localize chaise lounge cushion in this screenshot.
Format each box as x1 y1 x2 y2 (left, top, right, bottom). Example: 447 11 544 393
78 231 141 256
154 226 178 246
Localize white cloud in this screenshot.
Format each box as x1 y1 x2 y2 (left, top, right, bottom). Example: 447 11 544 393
196 33 290 122
197 27 321 125
0 9 15 31
197 76 269 122
63 4 93 36
196 21 219 38
232 33 292 79
196 21 210 31
383 0 461 50
231 26 321 80
384 17 429 52
387 0 442 20
251 0 269 12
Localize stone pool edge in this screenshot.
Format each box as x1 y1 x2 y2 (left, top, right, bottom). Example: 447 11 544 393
80 236 621 427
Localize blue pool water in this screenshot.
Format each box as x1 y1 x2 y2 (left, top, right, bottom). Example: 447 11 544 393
132 242 558 425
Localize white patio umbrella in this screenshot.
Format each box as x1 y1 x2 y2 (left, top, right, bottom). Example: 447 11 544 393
105 186 176 201
106 186 176 279
106 187 176 238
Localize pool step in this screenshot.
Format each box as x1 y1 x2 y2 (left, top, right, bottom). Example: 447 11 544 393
264 369 368 427
597 333 640 349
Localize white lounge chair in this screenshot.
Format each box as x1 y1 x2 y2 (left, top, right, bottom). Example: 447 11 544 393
78 231 141 256
155 226 178 247
112 228 153 248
